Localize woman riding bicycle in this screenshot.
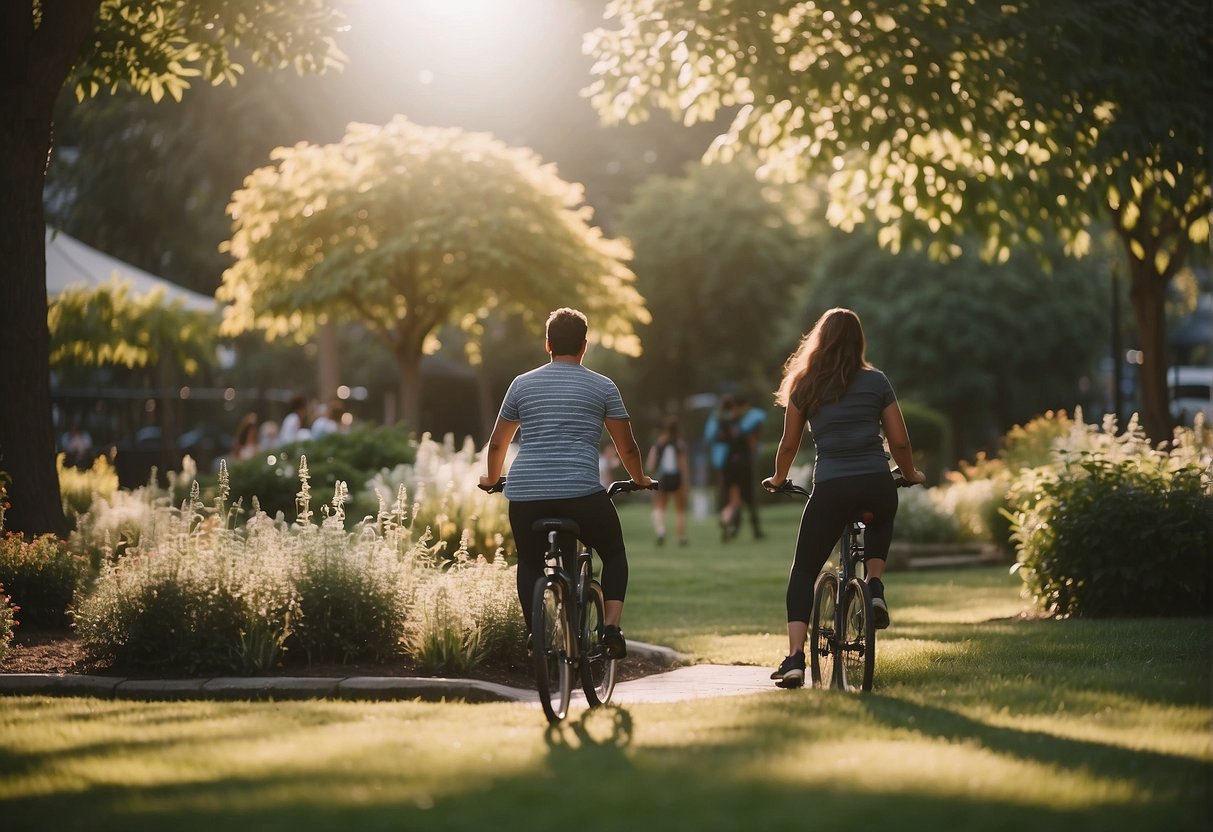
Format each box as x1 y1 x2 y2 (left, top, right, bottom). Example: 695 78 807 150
762 308 925 687
479 308 652 660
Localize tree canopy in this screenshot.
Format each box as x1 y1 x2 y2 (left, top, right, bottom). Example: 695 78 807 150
619 161 811 408
1 0 350 536
799 227 1108 457
585 0 1212 439
218 115 648 428
49 277 217 375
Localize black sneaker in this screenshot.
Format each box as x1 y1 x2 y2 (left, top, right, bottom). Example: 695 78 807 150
869 578 891 630
601 625 627 659
770 651 806 687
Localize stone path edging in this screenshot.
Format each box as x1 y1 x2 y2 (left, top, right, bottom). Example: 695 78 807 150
0 640 781 706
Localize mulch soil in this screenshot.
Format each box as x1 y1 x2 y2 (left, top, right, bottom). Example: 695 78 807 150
0 627 668 689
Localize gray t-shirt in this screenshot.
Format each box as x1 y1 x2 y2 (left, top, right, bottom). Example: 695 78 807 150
792 367 896 483
499 362 629 501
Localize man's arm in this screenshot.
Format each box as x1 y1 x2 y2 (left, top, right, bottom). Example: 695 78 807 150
604 418 653 487
479 416 520 487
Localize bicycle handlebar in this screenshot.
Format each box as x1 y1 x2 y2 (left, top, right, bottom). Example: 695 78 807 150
477 477 657 498
765 480 811 498
765 469 920 498
606 479 659 497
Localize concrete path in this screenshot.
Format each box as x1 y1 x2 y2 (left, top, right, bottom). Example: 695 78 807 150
0 643 781 705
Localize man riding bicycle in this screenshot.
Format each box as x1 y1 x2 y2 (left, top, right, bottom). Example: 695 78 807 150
479 308 653 659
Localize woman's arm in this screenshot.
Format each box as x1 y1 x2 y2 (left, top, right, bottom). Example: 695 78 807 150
880 400 926 483
478 416 520 487
605 418 653 486
763 401 807 488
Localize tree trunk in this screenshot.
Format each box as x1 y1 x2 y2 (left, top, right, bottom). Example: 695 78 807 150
1126 257 1172 442
0 1 100 537
474 363 495 444
395 348 424 432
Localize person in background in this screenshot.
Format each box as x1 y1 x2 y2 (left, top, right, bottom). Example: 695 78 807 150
310 399 346 439
258 420 279 450
704 393 744 540
762 307 925 688
278 394 311 444
733 394 767 540
231 412 260 461
646 416 690 546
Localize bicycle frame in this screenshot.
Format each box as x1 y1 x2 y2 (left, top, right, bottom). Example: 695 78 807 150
541 530 595 664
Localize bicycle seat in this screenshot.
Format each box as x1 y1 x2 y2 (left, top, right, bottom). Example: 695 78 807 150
854 511 875 523
533 518 581 536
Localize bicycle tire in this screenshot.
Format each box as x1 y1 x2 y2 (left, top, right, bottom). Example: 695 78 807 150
580 579 618 706
532 577 572 723
809 572 839 689
839 577 875 692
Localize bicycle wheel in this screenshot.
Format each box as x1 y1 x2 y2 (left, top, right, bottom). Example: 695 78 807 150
839 577 875 692
532 577 572 723
808 572 839 689
580 579 618 706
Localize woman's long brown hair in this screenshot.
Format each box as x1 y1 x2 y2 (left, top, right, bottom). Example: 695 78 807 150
775 308 871 415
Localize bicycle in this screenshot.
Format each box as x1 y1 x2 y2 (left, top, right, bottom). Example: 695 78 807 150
767 471 916 692
480 477 655 723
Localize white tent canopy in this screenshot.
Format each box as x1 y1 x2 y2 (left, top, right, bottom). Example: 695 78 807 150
46 226 217 314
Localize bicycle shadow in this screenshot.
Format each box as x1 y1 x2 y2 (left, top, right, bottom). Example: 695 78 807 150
542 704 636 769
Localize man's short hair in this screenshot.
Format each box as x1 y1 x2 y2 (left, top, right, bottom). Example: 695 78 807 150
546 308 588 356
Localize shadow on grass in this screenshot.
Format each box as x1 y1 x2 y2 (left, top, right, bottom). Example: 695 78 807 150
1 700 1205 832
879 615 1212 710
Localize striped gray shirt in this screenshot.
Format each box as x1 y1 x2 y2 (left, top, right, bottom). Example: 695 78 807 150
500 362 629 501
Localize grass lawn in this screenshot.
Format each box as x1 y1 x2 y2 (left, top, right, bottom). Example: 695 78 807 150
1 498 1209 831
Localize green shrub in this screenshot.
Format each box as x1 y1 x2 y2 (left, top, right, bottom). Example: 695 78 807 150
73 499 299 674
1009 415 1213 617
362 433 513 561
74 446 525 676
893 487 964 544
288 484 414 664
68 486 160 571
222 424 416 523
933 472 1015 548
1000 409 1074 472
58 453 119 527
407 548 526 674
0 534 86 628
0 586 16 661
75 466 428 673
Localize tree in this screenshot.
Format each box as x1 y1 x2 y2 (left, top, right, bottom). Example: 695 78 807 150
585 0 1211 441
799 228 1108 459
49 278 218 471
1 0 349 536
618 161 810 408
218 115 647 429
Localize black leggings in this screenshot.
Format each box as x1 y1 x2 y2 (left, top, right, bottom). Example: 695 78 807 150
509 490 627 629
786 473 898 623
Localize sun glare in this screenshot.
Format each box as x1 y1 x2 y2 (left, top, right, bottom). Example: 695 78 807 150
373 0 551 79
